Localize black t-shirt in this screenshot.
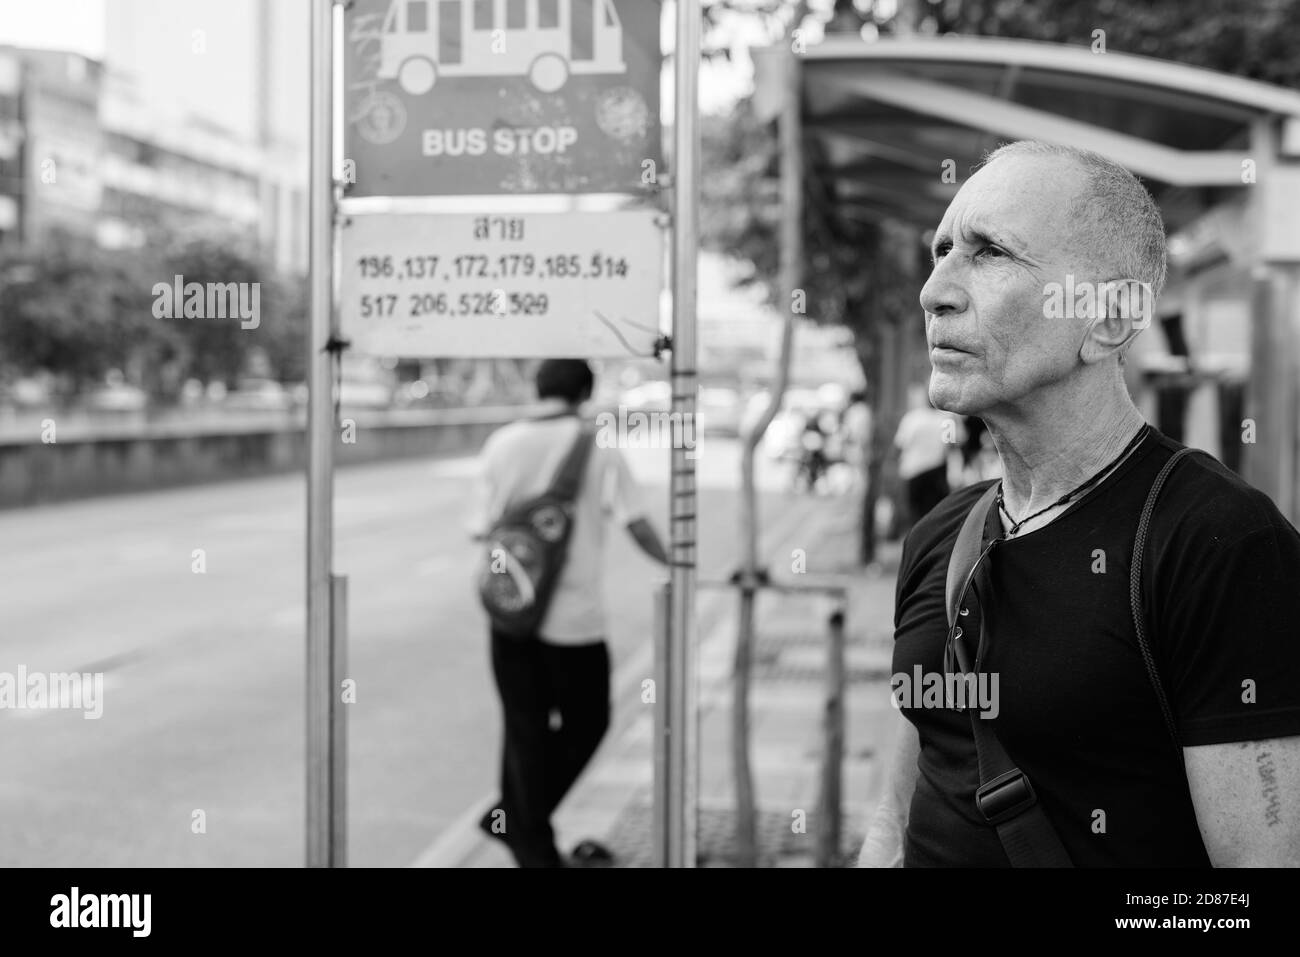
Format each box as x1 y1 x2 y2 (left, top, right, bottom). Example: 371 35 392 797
893 426 1300 867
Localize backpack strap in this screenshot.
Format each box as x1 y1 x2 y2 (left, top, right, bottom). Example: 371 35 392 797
946 484 1075 867
548 425 594 504
1130 446 1200 757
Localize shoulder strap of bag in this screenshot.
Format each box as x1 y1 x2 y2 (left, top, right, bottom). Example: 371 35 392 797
946 483 1074 867
1130 446 1200 757
945 483 999 622
547 424 594 504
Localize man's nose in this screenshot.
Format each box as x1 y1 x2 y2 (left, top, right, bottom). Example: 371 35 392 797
919 258 968 317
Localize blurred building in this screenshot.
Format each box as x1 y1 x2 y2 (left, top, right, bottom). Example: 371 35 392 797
97 71 266 254
0 0 307 272
104 0 308 273
0 50 27 244
0 46 105 246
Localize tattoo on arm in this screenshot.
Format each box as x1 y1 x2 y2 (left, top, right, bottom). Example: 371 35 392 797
1254 743 1283 828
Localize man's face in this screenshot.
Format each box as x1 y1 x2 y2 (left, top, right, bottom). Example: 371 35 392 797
919 154 1094 417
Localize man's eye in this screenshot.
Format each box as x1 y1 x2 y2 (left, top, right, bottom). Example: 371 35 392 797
933 244 952 261
976 245 1007 259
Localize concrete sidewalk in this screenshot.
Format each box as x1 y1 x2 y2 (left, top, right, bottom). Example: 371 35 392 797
419 492 903 868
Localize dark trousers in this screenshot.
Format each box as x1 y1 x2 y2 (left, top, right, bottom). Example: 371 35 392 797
483 628 610 867
906 464 950 524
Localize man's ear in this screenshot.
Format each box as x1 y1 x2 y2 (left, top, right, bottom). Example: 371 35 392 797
1079 279 1153 365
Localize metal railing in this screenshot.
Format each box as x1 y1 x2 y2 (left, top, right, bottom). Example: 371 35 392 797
655 575 851 868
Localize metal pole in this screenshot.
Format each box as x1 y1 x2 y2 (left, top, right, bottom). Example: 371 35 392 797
330 573 349 867
817 600 846 867
651 581 672 867
667 0 701 869
306 0 337 869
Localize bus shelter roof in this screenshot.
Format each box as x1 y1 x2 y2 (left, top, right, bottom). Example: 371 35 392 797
763 35 1300 234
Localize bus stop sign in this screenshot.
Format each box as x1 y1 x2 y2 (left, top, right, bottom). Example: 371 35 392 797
344 0 663 197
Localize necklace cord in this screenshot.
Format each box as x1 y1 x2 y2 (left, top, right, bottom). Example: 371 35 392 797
997 423 1150 535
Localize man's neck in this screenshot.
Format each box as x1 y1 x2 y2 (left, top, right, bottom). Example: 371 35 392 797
984 376 1146 520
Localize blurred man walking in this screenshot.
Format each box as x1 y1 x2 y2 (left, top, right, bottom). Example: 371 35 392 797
469 359 668 867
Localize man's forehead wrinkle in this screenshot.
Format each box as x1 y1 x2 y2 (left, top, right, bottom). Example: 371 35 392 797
951 209 1025 250
971 153 1089 246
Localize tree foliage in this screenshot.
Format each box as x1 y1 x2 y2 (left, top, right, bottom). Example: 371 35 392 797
0 230 306 400
0 232 157 391
929 0 1300 89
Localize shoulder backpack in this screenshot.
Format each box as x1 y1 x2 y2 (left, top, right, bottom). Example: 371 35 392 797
944 447 1200 867
477 424 593 639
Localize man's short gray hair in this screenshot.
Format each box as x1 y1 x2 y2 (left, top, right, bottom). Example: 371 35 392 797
979 140 1168 299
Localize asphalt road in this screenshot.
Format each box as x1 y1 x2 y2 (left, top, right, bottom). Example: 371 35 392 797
0 435 802 866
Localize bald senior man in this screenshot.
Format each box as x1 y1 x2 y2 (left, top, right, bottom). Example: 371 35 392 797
859 141 1300 867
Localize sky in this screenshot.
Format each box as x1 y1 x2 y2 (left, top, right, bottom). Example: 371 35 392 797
0 0 106 57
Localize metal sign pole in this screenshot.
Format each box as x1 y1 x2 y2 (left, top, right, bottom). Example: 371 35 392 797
667 0 701 869
307 0 340 869
651 580 671 867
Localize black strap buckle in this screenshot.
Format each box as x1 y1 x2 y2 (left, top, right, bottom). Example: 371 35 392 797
976 768 1038 825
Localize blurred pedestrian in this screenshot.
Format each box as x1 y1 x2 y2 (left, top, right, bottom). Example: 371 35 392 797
894 385 957 527
797 410 831 492
957 415 1001 486
468 358 669 868
841 390 873 491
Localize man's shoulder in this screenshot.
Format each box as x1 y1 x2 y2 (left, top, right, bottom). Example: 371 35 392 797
483 416 577 454
1152 440 1294 547
479 420 516 463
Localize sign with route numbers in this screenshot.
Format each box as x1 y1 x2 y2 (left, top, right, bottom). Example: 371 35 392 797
343 0 663 197
339 209 664 357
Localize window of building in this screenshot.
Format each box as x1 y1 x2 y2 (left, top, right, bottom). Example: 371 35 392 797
506 0 527 30
538 0 559 28
473 0 493 30
407 1 428 31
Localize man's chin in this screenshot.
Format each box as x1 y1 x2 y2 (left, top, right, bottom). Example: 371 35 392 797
928 374 981 416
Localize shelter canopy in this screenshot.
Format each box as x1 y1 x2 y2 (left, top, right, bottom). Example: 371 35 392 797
765 36 1300 237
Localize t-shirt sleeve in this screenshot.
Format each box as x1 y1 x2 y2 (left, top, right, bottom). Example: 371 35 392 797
603 447 648 525
1154 504 1300 747
464 440 497 539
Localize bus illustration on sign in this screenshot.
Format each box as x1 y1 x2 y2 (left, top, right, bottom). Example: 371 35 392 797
378 0 627 95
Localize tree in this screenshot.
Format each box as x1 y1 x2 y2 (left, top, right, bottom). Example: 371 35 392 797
0 230 162 394
927 0 1300 89
0 231 308 403
159 238 300 389
702 54 921 569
